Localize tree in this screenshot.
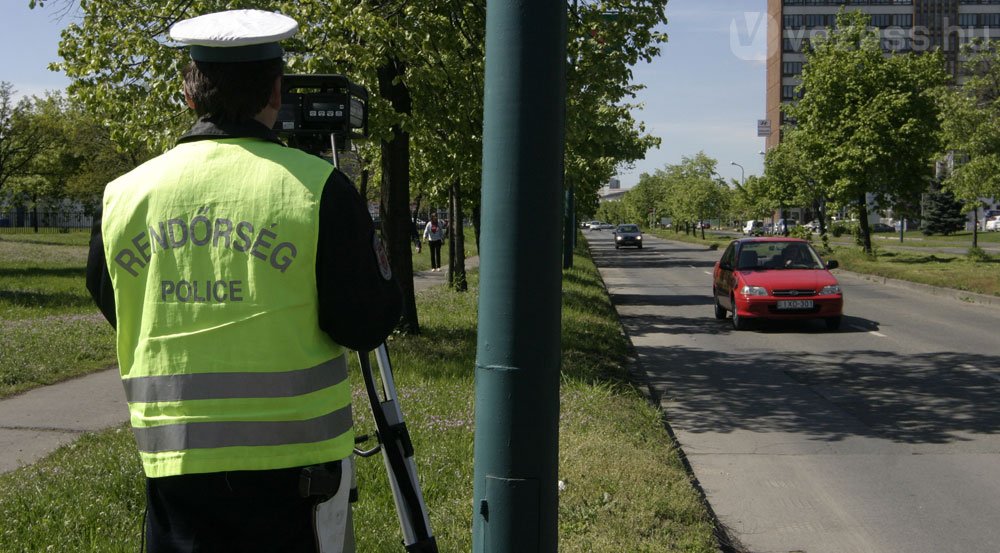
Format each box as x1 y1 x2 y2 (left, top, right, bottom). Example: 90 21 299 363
939 40 1000 248
921 187 966 235
565 1 667 226
0 82 52 201
4 92 144 217
785 9 949 255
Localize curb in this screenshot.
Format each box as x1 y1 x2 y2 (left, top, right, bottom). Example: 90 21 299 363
837 269 1000 308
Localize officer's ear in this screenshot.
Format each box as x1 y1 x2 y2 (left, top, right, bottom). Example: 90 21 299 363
183 88 196 110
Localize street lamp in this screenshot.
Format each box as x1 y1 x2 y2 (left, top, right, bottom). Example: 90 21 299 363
730 161 745 185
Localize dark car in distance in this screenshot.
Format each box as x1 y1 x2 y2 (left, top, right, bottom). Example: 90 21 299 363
712 237 843 330
614 224 643 249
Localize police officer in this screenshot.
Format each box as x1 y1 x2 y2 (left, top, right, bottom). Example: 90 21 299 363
85 9 401 553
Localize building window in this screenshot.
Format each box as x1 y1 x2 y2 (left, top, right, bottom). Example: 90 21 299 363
783 61 804 76
782 85 798 101
784 14 804 28
871 14 892 28
959 13 977 27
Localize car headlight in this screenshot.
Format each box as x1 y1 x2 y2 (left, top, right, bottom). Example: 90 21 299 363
636 235 642 240
616 235 623 241
741 285 768 296
820 284 842 295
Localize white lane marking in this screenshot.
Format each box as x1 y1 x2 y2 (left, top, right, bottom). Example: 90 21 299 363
703 271 713 275
849 324 887 337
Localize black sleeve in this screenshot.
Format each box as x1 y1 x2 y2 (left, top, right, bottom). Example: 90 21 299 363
316 170 403 352
86 209 117 328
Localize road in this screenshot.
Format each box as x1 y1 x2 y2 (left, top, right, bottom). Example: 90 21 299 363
586 229 1000 553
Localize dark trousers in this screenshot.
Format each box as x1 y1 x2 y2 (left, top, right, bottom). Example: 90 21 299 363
429 240 442 269
145 467 319 553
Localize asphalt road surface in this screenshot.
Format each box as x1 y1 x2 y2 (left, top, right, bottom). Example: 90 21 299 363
587 229 1000 553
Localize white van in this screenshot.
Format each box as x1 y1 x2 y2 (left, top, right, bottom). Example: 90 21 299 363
743 220 764 235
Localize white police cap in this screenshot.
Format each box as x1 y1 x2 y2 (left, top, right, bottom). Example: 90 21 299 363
170 9 298 63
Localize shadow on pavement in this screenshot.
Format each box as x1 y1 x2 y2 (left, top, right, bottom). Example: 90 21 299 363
637 344 1000 446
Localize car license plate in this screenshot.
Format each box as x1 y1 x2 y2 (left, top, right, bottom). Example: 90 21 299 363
777 299 814 309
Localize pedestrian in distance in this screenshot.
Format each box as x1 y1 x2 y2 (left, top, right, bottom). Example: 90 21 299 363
423 213 445 271
85 9 402 553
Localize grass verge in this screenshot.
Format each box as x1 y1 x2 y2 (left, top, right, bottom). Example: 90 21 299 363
831 246 1000 297
0 244 719 552
0 235 116 398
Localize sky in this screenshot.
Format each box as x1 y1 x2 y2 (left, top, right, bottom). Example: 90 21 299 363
0 0 768 186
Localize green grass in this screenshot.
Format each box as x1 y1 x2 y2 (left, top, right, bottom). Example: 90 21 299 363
828 229 1000 249
0 236 116 397
0 245 719 553
831 247 1000 297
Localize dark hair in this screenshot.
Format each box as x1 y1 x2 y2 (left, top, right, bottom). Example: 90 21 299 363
182 58 283 123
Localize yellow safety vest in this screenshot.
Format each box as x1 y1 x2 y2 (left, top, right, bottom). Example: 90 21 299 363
102 137 353 478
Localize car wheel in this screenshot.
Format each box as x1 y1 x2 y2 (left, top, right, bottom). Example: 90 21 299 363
637 243 643 249
731 299 748 330
825 316 842 331
714 294 726 320
615 244 620 249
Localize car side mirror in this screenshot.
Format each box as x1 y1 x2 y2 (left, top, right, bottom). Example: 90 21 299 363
826 260 839 270
719 261 732 271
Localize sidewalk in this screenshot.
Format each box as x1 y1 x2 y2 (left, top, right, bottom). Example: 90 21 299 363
0 256 479 474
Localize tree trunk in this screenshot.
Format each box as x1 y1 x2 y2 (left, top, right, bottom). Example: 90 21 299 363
858 194 873 255
378 56 419 334
972 206 979 249
472 203 481 253
448 177 468 292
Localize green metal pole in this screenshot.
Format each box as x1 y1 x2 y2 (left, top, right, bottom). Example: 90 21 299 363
473 1 567 552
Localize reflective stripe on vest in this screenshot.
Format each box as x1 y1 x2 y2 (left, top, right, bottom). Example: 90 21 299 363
122 356 348 403
133 404 353 453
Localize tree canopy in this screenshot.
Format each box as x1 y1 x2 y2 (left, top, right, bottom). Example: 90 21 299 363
784 9 948 253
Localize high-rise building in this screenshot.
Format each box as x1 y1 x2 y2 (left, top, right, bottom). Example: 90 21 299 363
765 0 1000 149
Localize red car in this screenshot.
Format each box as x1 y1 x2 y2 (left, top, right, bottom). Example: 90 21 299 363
712 237 844 330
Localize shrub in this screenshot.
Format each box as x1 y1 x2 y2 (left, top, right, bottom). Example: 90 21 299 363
789 226 812 241
967 246 992 262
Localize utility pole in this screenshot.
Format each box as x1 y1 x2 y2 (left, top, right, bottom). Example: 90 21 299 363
473 1 567 552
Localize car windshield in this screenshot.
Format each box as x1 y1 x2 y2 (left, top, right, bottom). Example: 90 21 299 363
737 241 823 270
618 225 639 233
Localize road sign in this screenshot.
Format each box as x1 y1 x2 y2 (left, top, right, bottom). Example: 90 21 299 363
757 119 771 137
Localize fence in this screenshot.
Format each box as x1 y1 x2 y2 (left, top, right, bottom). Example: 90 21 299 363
0 209 93 234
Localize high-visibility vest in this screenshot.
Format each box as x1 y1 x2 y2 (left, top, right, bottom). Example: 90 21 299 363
102 137 352 478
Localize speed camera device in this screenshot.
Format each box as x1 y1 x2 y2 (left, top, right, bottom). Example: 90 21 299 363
274 74 368 156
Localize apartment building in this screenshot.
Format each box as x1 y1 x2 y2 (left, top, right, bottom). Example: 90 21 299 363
765 0 1000 150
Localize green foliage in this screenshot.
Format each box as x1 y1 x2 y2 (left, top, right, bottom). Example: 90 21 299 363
2 91 145 212
622 152 730 233
967 246 992 262
939 40 1000 214
0 82 57 200
785 9 949 253
788 225 812 241
921 188 966 235
831 222 851 237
